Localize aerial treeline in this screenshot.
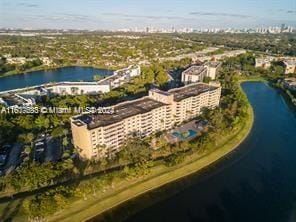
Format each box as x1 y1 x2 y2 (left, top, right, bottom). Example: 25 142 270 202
222 52 285 81
0 34 203 74
0 56 43 75
179 33 296 56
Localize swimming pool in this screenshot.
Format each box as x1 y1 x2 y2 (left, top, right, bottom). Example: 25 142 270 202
172 129 197 140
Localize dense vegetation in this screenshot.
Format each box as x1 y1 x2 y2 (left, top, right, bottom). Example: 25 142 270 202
0 34 202 76
179 33 296 56
221 52 285 81
1 32 295 77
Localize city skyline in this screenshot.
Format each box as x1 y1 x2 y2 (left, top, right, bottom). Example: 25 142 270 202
0 0 295 30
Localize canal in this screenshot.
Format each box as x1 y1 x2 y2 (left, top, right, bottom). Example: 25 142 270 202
0 66 113 92
91 82 296 222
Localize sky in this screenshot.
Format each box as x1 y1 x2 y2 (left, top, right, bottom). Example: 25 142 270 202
0 0 295 30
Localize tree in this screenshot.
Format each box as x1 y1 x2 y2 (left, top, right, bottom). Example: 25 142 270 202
35 115 50 131
18 133 34 144
154 66 168 86
62 137 69 147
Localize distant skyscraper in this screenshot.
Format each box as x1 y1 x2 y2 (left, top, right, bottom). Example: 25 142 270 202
281 23 286 32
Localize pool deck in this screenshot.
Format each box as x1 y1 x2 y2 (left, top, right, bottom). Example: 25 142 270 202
164 120 206 144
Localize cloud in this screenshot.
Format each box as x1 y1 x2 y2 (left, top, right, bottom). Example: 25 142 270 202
57 13 94 21
287 10 296 14
18 3 39 8
189 11 251 18
19 13 101 24
102 13 185 20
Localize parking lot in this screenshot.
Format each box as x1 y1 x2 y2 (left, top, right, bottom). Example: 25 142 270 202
0 143 23 175
0 133 65 176
33 134 63 163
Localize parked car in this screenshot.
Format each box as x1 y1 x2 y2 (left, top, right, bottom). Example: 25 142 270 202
0 154 7 167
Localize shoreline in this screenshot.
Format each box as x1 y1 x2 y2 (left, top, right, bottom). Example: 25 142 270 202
46 92 254 222
0 64 114 79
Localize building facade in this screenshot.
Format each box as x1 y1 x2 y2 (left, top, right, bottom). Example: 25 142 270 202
71 82 221 159
205 61 222 79
255 58 273 69
283 78 296 91
0 65 141 107
181 66 208 85
181 62 221 85
283 61 296 74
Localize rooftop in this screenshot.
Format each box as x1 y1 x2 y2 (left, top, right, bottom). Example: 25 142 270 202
72 82 220 128
284 78 296 84
207 61 222 68
169 83 218 102
284 60 296 66
182 65 207 76
73 97 166 129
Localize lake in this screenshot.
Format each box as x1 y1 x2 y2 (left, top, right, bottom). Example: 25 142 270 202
0 66 113 92
91 82 296 222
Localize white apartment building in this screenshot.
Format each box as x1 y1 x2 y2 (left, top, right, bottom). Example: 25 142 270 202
71 82 221 159
255 58 274 69
205 61 222 79
0 65 141 105
96 65 141 89
283 78 296 91
181 62 221 85
283 60 296 74
47 82 111 95
114 65 141 77
181 66 207 85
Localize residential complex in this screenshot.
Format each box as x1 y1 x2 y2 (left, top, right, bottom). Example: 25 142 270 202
71 82 221 159
205 61 222 79
283 60 296 74
254 57 296 74
181 62 221 85
283 78 296 91
0 65 140 107
0 93 36 107
181 66 207 85
255 57 273 69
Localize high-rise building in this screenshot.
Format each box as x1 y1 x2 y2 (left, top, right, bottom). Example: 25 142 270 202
205 62 222 80
71 82 221 159
255 57 273 69
181 66 207 85
181 62 222 85
283 60 296 74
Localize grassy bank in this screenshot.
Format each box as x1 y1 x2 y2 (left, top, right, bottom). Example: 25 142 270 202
44 104 254 222
239 76 267 82
0 65 53 78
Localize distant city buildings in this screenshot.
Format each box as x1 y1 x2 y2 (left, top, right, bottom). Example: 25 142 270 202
256 25 293 34
71 82 221 159
116 24 294 34
0 25 294 35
